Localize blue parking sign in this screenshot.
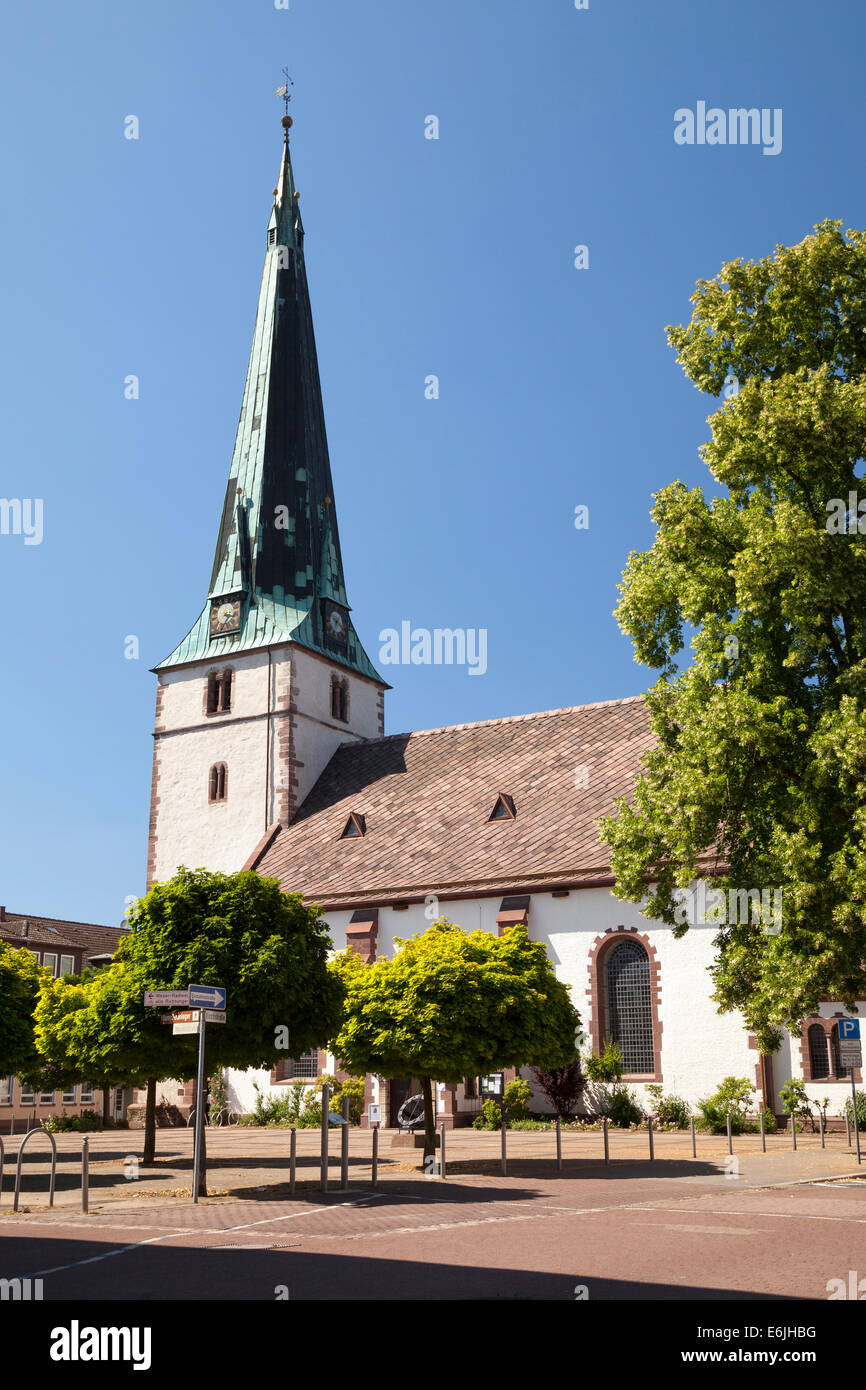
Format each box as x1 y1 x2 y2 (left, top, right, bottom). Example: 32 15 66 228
839 1018 861 1040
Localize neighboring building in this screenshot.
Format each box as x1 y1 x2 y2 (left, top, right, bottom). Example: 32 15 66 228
0 908 130 1132
146 114 863 1127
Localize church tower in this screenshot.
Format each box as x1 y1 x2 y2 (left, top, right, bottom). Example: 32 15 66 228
147 113 386 887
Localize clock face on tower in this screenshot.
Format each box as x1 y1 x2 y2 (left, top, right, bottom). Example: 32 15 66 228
209 595 242 637
323 600 348 646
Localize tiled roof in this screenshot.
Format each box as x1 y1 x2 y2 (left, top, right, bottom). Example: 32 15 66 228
254 695 654 907
0 914 129 961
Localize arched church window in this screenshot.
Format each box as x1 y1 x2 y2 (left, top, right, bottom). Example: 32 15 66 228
808 1023 830 1079
208 763 227 804
604 939 654 1074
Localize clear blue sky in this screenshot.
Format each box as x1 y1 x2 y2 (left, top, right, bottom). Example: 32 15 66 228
1 0 863 926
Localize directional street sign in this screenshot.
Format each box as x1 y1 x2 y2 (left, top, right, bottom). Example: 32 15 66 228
203 1010 226 1024
189 984 227 1010
144 989 190 1009
173 1022 200 1036
160 1010 200 1025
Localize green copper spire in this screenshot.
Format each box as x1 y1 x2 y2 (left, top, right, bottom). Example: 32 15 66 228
156 116 382 682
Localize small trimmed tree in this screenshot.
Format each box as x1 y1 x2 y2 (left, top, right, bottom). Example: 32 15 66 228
330 919 581 1161
531 1060 586 1119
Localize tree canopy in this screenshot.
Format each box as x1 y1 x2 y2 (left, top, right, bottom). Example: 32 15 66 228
600 220 866 1049
0 942 45 1078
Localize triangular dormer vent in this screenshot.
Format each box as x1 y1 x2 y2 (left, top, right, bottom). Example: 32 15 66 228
488 794 516 822
340 812 366 840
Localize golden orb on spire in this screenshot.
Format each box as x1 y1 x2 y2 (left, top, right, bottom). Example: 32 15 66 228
281 114 293 131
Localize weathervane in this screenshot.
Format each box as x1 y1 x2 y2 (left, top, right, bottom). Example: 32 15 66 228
276 69 293 119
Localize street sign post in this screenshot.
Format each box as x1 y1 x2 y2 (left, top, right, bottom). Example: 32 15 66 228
480 1073 504 1099
187 985 227 1203
368 1103 381 1126
841 1019 862 1166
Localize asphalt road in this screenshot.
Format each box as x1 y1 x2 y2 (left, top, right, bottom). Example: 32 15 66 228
3 1166 865 1301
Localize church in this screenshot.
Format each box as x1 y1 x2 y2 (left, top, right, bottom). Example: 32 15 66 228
145 113 861 1127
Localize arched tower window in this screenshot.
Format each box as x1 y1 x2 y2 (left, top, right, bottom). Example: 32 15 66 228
604 939 654 1075
206 670 233 715
208 763 227 804
331 674 349 723
808 1023 830 1079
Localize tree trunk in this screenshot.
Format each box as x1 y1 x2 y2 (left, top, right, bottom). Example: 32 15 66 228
421 1075 436 1165
101 1085 111 1129
143 1077 157 1165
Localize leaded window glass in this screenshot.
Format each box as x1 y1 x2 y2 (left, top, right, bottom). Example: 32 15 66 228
605 940 654 1074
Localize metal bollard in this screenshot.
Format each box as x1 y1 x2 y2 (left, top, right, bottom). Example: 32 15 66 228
819 1111 825 1149
500 1112 507 1177
846 1108 852 1146
556 1116 562 1171
81 1136 89 1214
726 1111 733 1155
690 1116 696 1158
320 1083 330 1192
289 1127 296 1195
0 1136 4 1206
791 1115 797 1150
340 1096 350 1190
603 1117 609 1165
440 1123 446 1181
372 1124 379 1189
648 1118 654 1161
759 1110 766 1152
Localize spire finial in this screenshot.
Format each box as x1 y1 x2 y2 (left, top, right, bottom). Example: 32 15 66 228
276 69 294 134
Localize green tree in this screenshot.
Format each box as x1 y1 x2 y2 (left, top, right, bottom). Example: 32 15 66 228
118 868 343 1193
600 221 866 1049
330 919 580 1161
0 942 46 1078
29 970 141 1127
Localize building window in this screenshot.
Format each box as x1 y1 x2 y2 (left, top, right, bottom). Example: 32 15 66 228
80 1082 95 1104
20 1085 36 1105
206 670 233 715
59 954 75 977
0 1077 13 1104
208 763 228 803
604 939 654 1075
273 1050 319 1083
340 812 366 839
42 952 58 977
268 227 276 246
464 1076 478 1099
488 794 516 821
331 675 349 723
39 1090 55 1105
62 1084 77 1104
808 1024 831 1079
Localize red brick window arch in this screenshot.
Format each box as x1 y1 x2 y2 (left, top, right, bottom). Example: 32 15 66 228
587 928 662 1081
208 763 227 804
800 1016 861 1083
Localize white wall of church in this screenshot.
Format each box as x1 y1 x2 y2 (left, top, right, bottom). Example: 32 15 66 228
288 647 382 811
152 650 280 881
239 886 761 1116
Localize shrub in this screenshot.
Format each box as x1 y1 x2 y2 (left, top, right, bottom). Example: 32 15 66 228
646 1085 691 1129
473 1098 505 1130
696 1076 756 1134
42 1109 101 1133
531 1059 586 1118
606 1084 644 1128
761 1106 777 1133
780 1078 813 1128
503 1079 531 1120
841 1092 866 1129
317 1073 365 1126
585 1040 623 1083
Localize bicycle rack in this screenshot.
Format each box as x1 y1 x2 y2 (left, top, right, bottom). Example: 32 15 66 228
13 1127 57 1212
